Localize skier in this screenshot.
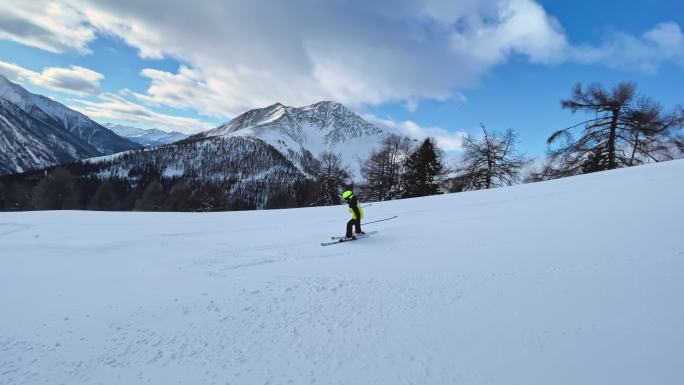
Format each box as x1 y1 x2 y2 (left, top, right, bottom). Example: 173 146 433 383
342 190 364 240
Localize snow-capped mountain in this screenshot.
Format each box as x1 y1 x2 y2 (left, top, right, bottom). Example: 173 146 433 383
197 101 386 176
0 98 97 175
74 101 392 208
0 75 141 175
105 124 189 147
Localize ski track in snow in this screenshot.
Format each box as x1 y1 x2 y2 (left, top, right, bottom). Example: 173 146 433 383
0 223 35 237
1 161 684 385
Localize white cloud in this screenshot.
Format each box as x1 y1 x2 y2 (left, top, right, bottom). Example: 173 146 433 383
0 61 103 95
0 0 95 54
1 0 682 135
364 114 467 152
570 22 684 73
0 60 212 133
50 0 567 118
69 93 214 134
122 66 230 118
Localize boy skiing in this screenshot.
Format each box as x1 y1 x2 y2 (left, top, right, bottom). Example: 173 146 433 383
342 190 364 240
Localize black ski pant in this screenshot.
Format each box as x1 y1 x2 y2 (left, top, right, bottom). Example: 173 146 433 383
346 219 362 238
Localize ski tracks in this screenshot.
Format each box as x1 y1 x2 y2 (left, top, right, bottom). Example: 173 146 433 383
0 275 467 385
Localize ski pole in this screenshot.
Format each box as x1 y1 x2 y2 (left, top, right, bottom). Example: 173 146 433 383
361 203 372 208
361 216 398 226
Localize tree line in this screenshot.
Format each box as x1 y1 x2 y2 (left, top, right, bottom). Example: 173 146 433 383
1 81 681 212
0 167 323 212
321 81 684 202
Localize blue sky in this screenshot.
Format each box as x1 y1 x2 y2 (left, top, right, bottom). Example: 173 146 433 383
0 0 682 156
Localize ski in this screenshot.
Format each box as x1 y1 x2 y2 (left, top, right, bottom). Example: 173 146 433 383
321 231 377 246
330 231 378 240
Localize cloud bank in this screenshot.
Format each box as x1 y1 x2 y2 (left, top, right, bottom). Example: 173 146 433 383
0 0 681 135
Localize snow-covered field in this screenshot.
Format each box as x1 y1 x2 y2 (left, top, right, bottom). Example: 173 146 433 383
1 161 683 385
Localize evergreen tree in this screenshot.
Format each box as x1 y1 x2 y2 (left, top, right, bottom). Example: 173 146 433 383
401 138 444 198
265 189 298 209
294 179 321 207
88 180 119 210
191 184 228 212
163 183 192 211
458 126 527 190
33 167 81 210
134 180 165 211
0 181 5 210
6 182 31 210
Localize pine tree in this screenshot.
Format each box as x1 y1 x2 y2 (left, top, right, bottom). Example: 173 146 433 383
401 138 444 198
134 180 165 211
163 183 192 211
191 184 228 212
88 181 119 210
0 181 5 210
33 167 81 210
6 182 31 210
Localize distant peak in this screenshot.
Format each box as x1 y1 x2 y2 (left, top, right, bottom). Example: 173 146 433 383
310 100 343 108
0 74 22 90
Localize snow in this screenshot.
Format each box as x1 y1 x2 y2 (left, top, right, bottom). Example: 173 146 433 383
0 75 139 175
202 101 387 179
104 124 189 147
1 160 684 385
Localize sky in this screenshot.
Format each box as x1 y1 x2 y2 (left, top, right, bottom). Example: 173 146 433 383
0 0 682 156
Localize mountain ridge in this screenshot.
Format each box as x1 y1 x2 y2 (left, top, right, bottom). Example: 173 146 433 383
196 100 387 177
104 123 189 147
0 75 141 175
61 100 394 208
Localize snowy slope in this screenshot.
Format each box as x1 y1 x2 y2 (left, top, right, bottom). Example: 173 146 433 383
0 75 141 175
198 101 387 177
1 160 683 385
105 123 189 147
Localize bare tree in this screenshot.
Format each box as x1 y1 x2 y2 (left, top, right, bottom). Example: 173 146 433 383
546 82 682 178
360 134 412 201
622 97 682 165
668 106 684 158
316 151 351 206
459 126 527 190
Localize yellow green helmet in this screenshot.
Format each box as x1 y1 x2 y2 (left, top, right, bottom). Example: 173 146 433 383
342 190 353 200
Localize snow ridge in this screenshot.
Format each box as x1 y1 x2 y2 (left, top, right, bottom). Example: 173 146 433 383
105 124 189 147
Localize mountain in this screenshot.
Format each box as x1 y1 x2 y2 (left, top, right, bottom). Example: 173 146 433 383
0 98 98 175
0 75 142 175
197 101 385 176
75 101 391 208
2 160 682 384
104 123 189 147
